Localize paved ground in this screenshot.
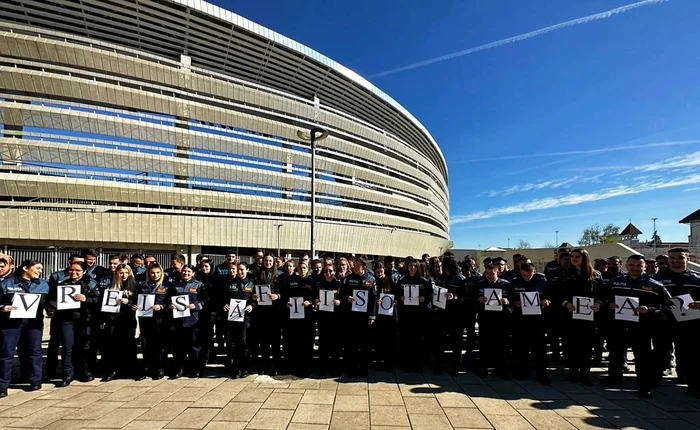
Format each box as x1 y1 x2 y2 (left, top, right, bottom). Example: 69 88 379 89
2 363 699 430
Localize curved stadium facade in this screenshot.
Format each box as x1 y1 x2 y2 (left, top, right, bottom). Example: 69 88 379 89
0 0 450 258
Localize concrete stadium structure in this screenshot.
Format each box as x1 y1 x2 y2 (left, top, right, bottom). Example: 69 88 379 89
0 0 450 257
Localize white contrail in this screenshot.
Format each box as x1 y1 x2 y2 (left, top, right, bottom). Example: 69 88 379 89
369 0 668 78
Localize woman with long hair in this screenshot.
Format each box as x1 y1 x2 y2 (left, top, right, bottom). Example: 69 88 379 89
169 264 203 378
397 258 433 373
0 260 49 397
101 263 139 381
372 262 399 372
314 263 342 376
336 258 350 283
133 263 173 380
196 260 216 371
251 253 281 375
559 248 604 386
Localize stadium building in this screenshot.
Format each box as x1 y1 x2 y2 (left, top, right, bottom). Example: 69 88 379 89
0 0 450 263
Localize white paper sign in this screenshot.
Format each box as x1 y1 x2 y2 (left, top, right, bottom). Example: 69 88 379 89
352 289 369 312
256 285 272 306
228 299 246 322
172 295 191 319
101 289 122 313
615 296 639 322
520 292 541 316
10 293 41 319
378 293 395 316
572 296 595 321
671 295 700 322
432 286 447 310
289 297 304 319
318 290 334 312
57 285 81 310
136 294 155 317
484 288 503 311
403 285 419 306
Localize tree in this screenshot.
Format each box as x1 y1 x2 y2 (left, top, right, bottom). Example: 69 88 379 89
579 223 621 246
649 232 662 245
542 242 556 248
516 239 531 249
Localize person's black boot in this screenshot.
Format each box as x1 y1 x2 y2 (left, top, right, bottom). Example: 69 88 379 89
0 388 7 398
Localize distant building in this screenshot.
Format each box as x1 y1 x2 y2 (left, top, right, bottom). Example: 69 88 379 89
680 209 700 262
620 223 643 245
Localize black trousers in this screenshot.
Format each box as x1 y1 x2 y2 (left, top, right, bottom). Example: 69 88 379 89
102 319 138 376
564 320 595 378
675 320 700 389
226 319 250 371
254 312 281 370
283 319 315 374
317 315 341 370
400 310 430 370
432 311 465 371
512 317 547 376
140 320 167 374
372 316 397 369
608 324 663 390
172 326 201 373
46 319 75 379
477 314 509 373
344 317 371 373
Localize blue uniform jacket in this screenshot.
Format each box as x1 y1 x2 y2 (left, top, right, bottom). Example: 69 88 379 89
608 274 673 323
0 275 49 321
135 281 175 324
171 278 203 328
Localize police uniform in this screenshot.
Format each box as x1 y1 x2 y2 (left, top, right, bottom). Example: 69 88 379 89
653 269 700 394
278 273 316 376
0 275 49 392
396 274 433 373
509 273 549 382
100 279 139 380
543 264 568 361
372 277 399 373
432 274 467 375
340 271 377 376
223 276 255 378
315 278 343 375
472 277 511 377
170 278 204 377
135 280 174 379
606 274 673 393
251 270 282 375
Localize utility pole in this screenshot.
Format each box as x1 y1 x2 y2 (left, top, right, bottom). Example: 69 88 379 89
652 217 658 253
555 231 559 246
274 223 283 258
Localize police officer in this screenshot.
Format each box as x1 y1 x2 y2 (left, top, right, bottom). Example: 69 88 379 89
222 263 255 379
195 260 216 373
433 257 468 376
0 260 49 397
472 264 511 379
169 264 204 378
463 256 481 353
371 262 398 373
130 254 147 280
45 261 96 386
559 249 604 386
340 257 377 377
82 249 105 282
509 263 551 385
544 251 571 362
101 264 139 382
134 263 173 380
397 258 433 374
251 254 282 376
653 247 700 397
603 255 673 398
280 260 316 376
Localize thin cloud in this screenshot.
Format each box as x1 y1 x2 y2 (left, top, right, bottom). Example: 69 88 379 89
458 140 700 163
450 174 700 225
369 0 667 78
483 176 588 197
683 187 700 192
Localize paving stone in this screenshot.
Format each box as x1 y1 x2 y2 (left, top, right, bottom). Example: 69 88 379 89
368 427 411 430
292 403 333 424
646 395 700 412
53 391 111 408
212 402 261 421
261 392 302 410
0 399 60 418
566 393 624 410
471 397 520 416
62 401 125 420
138 402 191 421
84 407 148 428
563 417 616 430
337 382 369 395
435 392 476 408
85 379 135 393
674 412 700 423
164 407 220 429
101 387 152 402
0 389 47 406
459 384 500 398
518 384 570 400
398 383 436 397
186 379 225 390
408 413 452 430
368 382 399 391
455 373 487 386
504 397 548 411
211 381 249 395
272 388 306 394
334 395 369 411
165 387 212 402
646 419 700 430
287 424 328 430
486 414 536 430
123 392 175 408
232 388 273 403
520 410 579 430
35 386 91 400
319 380 340 391
288 379 322 390
369 391 404 406
330 411 369 430
486 380 528 394
202 422 247 430
403 397 443 414
301 390 336 405
610 400 677 419
245 408 294 430
147 379 194 393
121 421 170 430
190 390 238 408
443 407 492 428
369 406 410 427
594 410 663 429
546 400 599 418
43 419 97 430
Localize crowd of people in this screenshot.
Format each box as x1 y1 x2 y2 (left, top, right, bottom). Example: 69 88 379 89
0 246 698 401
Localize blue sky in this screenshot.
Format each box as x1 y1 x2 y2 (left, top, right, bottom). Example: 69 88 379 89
213 0 700 249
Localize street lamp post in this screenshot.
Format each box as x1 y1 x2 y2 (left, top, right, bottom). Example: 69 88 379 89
297 127 329 259
555 231 559 246
652 217 658 253
274 223 283 258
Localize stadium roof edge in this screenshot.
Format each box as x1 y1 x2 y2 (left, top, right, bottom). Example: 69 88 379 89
168 0 447 180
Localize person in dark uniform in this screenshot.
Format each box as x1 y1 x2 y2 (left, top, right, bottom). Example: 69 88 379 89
311 259 325 283
603 255 673 398
251 254 282 376
472 264 511 379
130 254 146 280
653 247 700 397
280 260 317 376
462 256 481 353
169 264 203 378
0 260 49 397
433 257 468 376
340 257 377 377
509 263 551 385
223 263 255 379
543 251 571 362
134 263 173 380
315 263 343 376
558 249 604 386
82 249 105 282
100 264 139 382
45 261 97 386
397 258 433 374
195 260 216 372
